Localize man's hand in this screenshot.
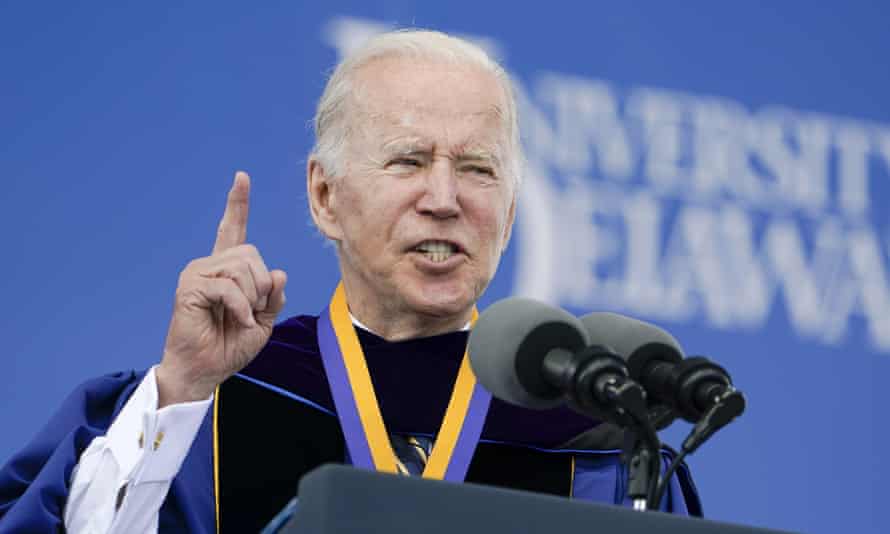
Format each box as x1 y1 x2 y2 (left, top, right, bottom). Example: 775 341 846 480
156 172 288 408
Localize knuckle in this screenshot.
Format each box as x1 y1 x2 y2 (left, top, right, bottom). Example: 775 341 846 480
184 256 216 278
173 284 187 301
256 273 273 294
174 283 201 306
214 262 239 280
205 256 241 278
215 276 238 292
183 258 203 273
240 243 260 257
177 265 201 289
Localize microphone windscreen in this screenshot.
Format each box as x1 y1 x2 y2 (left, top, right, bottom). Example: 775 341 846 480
469 297 589 410
578 312 684 368
578 312 686 429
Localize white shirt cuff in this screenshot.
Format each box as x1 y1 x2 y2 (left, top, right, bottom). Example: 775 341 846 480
105 366 213 485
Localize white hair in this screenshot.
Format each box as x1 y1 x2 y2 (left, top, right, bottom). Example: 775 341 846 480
310 29 523 188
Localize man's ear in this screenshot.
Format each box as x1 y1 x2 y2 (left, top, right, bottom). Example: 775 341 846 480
307 158 344 241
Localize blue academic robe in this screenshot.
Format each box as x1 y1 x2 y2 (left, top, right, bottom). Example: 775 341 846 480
0 315 700 533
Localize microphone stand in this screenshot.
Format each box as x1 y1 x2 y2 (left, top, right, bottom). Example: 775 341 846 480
625 435 652 510
538 344 664 511
621 416 661 511
590 375 662 512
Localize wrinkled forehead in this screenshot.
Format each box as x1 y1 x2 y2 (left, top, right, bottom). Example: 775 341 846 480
369 111 508 158
348 57 510 153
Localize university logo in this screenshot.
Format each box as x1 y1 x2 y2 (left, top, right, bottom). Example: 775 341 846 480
324 16 890 352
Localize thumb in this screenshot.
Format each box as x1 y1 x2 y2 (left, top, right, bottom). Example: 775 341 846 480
257 269 287 326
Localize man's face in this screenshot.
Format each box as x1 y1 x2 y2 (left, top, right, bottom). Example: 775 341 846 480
314 57 516 328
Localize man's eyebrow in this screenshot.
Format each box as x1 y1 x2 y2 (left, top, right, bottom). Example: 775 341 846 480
379 139 503 167
456 148 501 165
380 138 432 154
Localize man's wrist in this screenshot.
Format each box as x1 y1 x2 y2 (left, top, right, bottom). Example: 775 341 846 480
155 363 216 409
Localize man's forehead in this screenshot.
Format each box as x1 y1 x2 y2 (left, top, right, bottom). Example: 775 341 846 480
355 103 508 155
346 57 510 154
359 100 505 125
351 57 507 117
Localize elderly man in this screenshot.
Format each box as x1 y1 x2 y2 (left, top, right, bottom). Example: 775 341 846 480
0 30 699 533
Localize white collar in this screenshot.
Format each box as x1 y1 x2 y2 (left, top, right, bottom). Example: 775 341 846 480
348 311 471 336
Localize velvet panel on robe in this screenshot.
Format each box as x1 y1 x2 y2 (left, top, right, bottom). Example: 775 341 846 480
0 315 701 533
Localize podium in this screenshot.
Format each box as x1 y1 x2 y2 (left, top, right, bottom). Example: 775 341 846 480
283 464 796 534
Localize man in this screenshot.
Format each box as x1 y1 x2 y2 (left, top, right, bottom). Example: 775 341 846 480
0 30 699 533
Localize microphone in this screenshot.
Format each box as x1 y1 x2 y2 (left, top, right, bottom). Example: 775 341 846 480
571 311 748 510
578 312 745 425
578 312 747 510
468 298 649 428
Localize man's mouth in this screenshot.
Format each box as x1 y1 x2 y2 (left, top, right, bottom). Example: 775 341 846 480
413 240 460 263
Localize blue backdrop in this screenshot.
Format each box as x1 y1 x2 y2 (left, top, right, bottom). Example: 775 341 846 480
2 3 888 533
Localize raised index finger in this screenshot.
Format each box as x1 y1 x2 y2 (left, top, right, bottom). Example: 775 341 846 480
213 171 251 254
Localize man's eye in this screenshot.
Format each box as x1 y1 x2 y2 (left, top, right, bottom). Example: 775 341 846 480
464 165 495 177
390 158 423 167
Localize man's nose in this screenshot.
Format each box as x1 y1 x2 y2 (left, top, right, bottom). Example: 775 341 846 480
416 159 460 219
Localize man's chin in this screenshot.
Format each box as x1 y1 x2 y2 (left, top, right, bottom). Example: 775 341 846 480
402 287 475 322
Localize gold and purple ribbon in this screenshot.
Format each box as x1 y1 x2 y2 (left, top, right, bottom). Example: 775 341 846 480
317 282 491 481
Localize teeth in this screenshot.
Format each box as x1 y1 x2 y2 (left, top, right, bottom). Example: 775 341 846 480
416 240 457 263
